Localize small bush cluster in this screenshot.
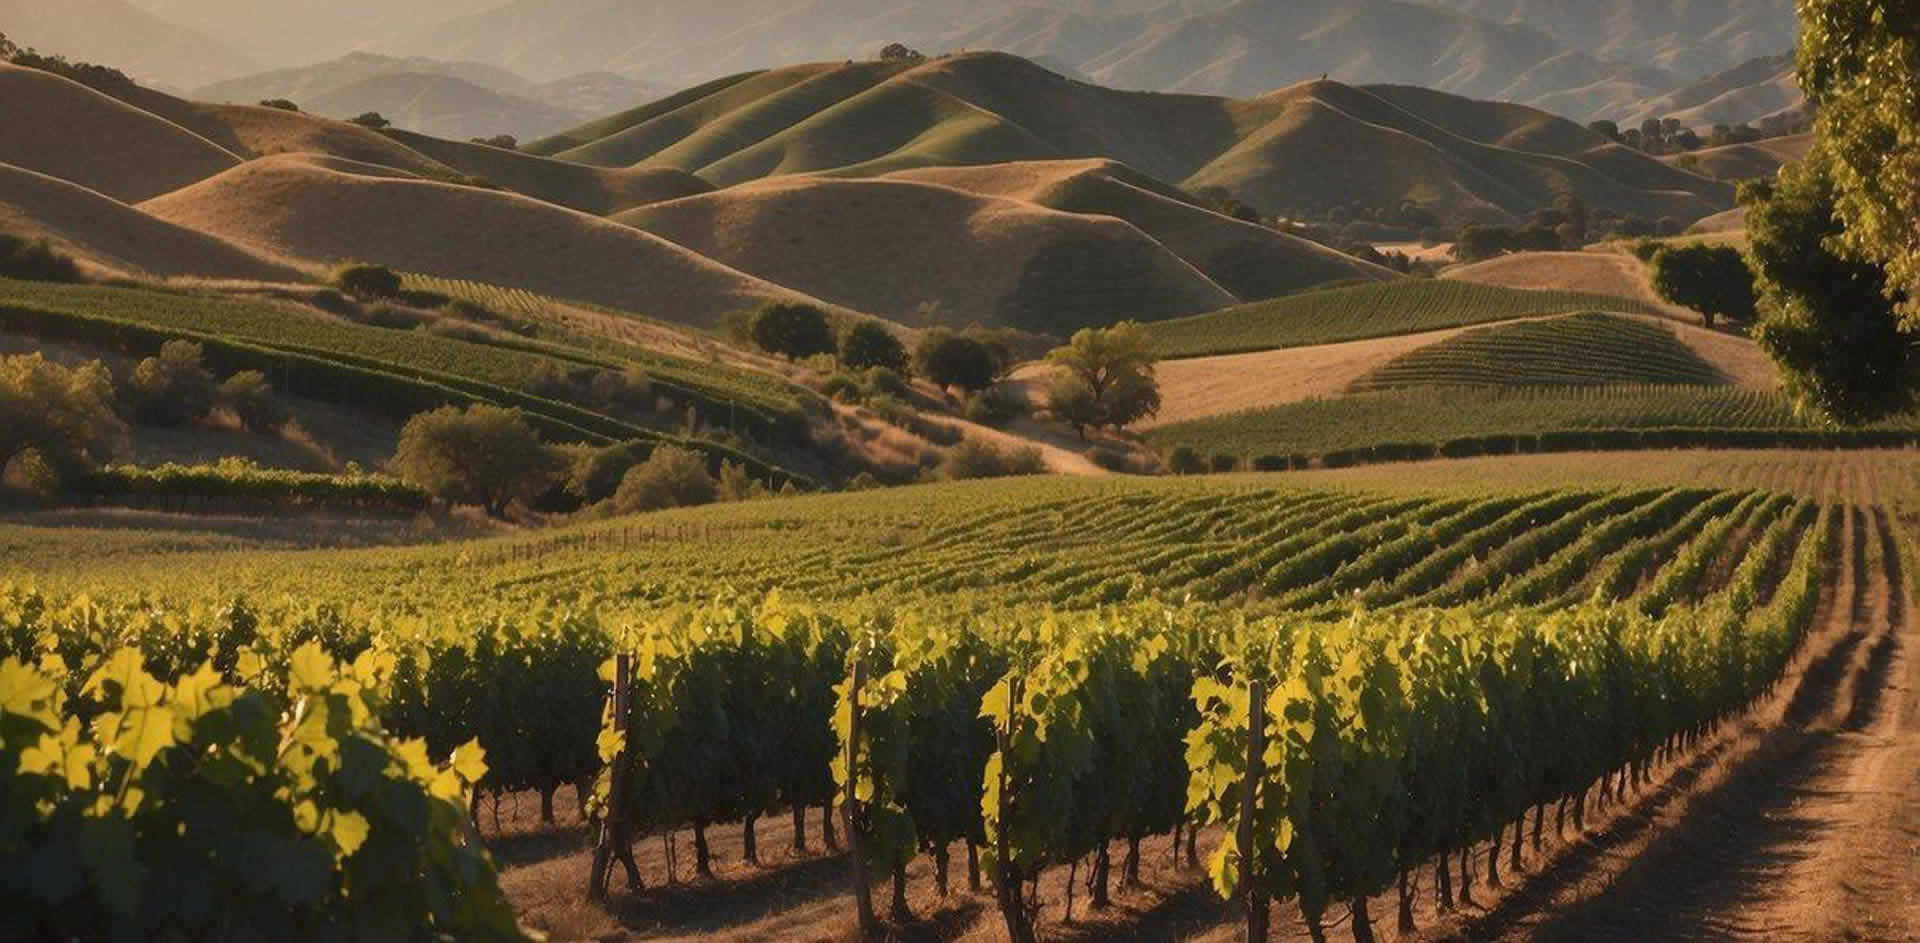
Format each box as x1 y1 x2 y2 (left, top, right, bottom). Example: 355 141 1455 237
0 232 81 283
937 439 1046 480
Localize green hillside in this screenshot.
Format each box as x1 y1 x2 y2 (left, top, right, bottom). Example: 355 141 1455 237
1141 281 1666 358
1348 313 1728 391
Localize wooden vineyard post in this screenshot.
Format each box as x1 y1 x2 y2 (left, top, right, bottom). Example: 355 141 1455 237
1243 678 1268 943
590 653 640 902
844 658 878 936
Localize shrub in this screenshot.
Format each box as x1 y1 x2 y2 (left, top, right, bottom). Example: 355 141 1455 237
333 263 403 301
937 438 1046 480
127 340 217 426
840 321 909 373
1320 449 1362 468
258 98 299 111
472 134 517 149
1252 454 1291 472
822 372 864 403
965 385 1029 428
217 370 287 432
0 233 81 282
613 445 717 513
568 441 643 504
349 111 390 130
1087 445 1133 473
2 446 60 497
750 302 836 361
1210 453 1239 473
391 405 559 515
0 353 120 475
861 366 913 400
716 460 763 501
1166 446 1206 475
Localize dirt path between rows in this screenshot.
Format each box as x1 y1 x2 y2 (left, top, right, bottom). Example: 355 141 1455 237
1482 502 1920 942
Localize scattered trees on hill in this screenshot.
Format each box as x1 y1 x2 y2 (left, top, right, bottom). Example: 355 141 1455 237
914 330 997 395
471 134 517 149
0 232 81 283
391 404 559 516
0 32 134 91
1044 321 1161 435
349 112 391 131
1650 244 1756 327
333 264 403 301
751 302 836 361
1452 224 1564 262
879 43 927 63
839 321 909 374
0 353 121 481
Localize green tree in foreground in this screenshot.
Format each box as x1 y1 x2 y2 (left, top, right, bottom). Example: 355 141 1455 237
839 321 909 374
1650 244 1756 327
1745 157 1920 423
1045 321 1161 431
751 302 836 362
392 404 558 515
1797 0 1920 327
914 330 997 395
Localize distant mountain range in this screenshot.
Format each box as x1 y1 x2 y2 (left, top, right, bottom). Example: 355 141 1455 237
372 0 1793 119
192 54 666 141
16 0 1800 129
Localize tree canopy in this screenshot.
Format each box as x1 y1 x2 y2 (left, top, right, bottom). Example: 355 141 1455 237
391 405 559 516
839 321 909 374
1650 244 1756 327
914 330 997 394
750 302 836 362
1797 0 1920 327
1044 322 1161 431
1746 156 1920 424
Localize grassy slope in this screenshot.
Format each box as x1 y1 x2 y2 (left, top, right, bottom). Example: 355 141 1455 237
1347 313 1729 391
615 175 1236 332
386 130 713 215
137 154 848 330
0 63 240 202
884 159 1395 300
0 163 305 282
1140 280 1665 358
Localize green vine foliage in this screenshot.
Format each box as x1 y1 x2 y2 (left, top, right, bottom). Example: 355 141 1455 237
0 644 519 940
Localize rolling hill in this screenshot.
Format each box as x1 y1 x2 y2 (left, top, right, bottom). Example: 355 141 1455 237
0 63 241 202
1663 132 1813 181
0 161 304 281
137 154 841 328
614 175 1237 332
884 159 1393 299
1345 312 1728 391
1611 52 1809 132
541 53 1734 226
